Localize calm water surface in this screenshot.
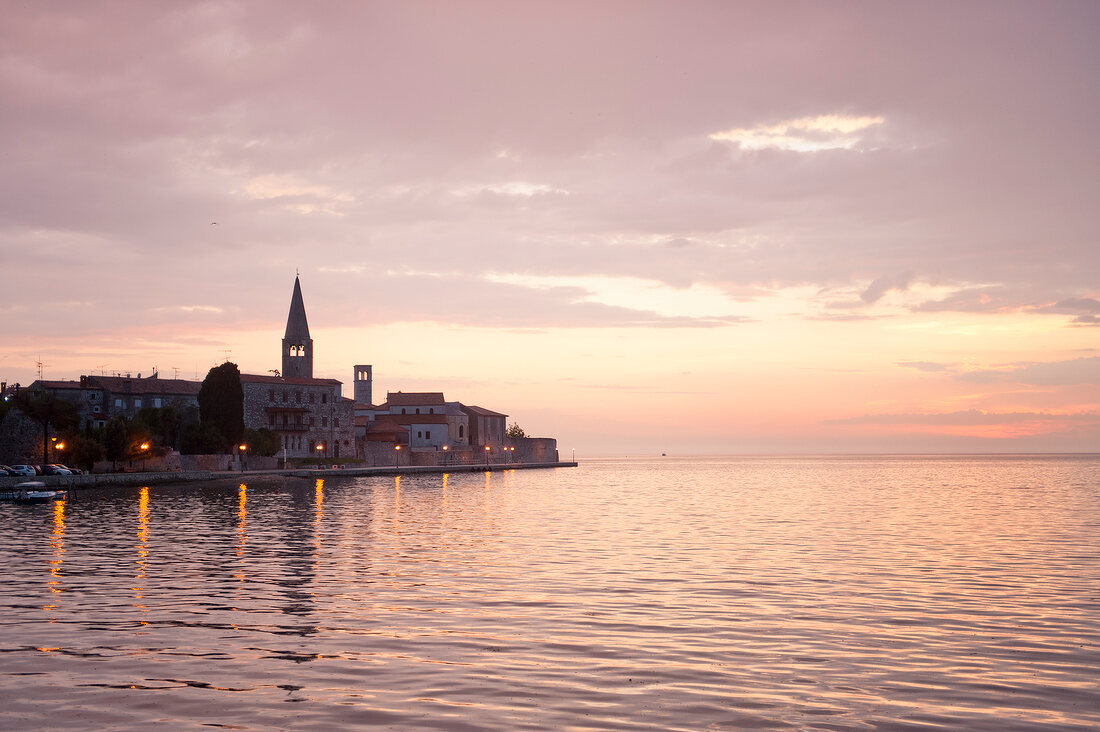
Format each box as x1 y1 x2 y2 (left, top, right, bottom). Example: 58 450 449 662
1 456 1098 730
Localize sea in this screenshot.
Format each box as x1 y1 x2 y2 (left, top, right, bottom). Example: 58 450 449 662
1 455 1098 731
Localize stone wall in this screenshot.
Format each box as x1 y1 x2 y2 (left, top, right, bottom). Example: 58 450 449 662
0 410 43 464
507 437 559 463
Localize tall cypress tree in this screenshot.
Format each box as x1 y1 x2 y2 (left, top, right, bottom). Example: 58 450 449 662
197 362 244 452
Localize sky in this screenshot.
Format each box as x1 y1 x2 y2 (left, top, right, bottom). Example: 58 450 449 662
2 1 1098 455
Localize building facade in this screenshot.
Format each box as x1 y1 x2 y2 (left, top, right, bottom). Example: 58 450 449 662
240 276 354 459
30 373 200 429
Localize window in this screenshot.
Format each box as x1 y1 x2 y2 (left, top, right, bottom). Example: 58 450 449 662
415 408 420 414
309 393 315 404
93 405 101 414
115 398 123 408
429 408 434 414
134 398 142 408
459 425 464 438
401 408 406 414
153 398 162 408
295 391 301 404
334 418 340 427
425 430 431 439
281 391 287 403
88 392 98 401
322 393 328 404
322 416 328 428
417 431 422 438
269 414 275 426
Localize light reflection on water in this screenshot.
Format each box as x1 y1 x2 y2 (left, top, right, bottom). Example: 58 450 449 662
1 455 1099 730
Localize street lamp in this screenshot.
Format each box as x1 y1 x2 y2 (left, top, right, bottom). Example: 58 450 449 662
572 447 575 462
316 443 324 468
140 442 150 472
442 444 449 465
394 444 402 467
484 445 490 465
239 444 247 473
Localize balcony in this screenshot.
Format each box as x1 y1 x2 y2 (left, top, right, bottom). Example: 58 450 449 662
272 423 310 432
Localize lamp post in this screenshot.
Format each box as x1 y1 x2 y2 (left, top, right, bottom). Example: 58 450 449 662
239 443 247 472
140 442 150 472
572 447 575 462
442 444 449 466
394 444 401 467
484 445 490 466
316 443 324 468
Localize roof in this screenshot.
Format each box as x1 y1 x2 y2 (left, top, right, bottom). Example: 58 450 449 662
365 420 409 437
387 391 446 406
88 376 201 396
383 413 448 426
240 373 341 386
284 276 311 340
462 404 508 418
32 380 83 390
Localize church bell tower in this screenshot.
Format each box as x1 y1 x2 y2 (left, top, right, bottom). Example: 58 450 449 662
282 276 314 378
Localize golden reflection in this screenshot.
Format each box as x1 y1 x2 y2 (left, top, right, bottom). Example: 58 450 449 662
45 498 66 611
313 479 324 565
132 487 149 611
235 483 247 584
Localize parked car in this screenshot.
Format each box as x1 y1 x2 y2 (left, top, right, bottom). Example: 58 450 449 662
55 464 81 475
0 465 17 476
42 465 72 476
8 465 37 477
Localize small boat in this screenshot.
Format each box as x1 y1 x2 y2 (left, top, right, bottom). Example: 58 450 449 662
0 482 66 503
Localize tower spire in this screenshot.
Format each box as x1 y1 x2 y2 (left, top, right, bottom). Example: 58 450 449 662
282 275 314 378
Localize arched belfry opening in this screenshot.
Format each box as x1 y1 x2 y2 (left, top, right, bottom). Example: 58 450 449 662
354 364 373 406
282 276 314 378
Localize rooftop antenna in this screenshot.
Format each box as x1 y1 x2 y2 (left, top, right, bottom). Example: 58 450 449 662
172 366 180 379
35 356 49 379
221 349 232 363
95 364 108 376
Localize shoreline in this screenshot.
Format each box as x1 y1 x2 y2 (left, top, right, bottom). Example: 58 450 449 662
0 461 579 490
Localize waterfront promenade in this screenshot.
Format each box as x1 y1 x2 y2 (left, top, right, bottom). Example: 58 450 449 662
0 461 578 490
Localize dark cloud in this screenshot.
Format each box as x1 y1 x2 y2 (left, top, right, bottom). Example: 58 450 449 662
862 272 915 304
958 357 1100 386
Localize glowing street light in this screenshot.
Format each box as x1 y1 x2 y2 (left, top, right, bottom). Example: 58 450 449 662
442 444 449 466
484 445 490 465
239 443 247 473
140 442 150 472
394 444 402 467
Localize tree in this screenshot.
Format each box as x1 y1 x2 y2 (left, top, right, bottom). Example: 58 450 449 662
244 427 281 457
102 417 129 470
135 404 190 451
198 362 244 452
63 434 103 473
13 388 80 468
181 422 226 455
506 422 527 439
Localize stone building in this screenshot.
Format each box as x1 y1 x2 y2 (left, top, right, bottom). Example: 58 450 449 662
239 276 355 459
461 404 508 449
30 373 200 430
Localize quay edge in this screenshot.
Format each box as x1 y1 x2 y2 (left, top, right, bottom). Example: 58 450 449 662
0 462 578 490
